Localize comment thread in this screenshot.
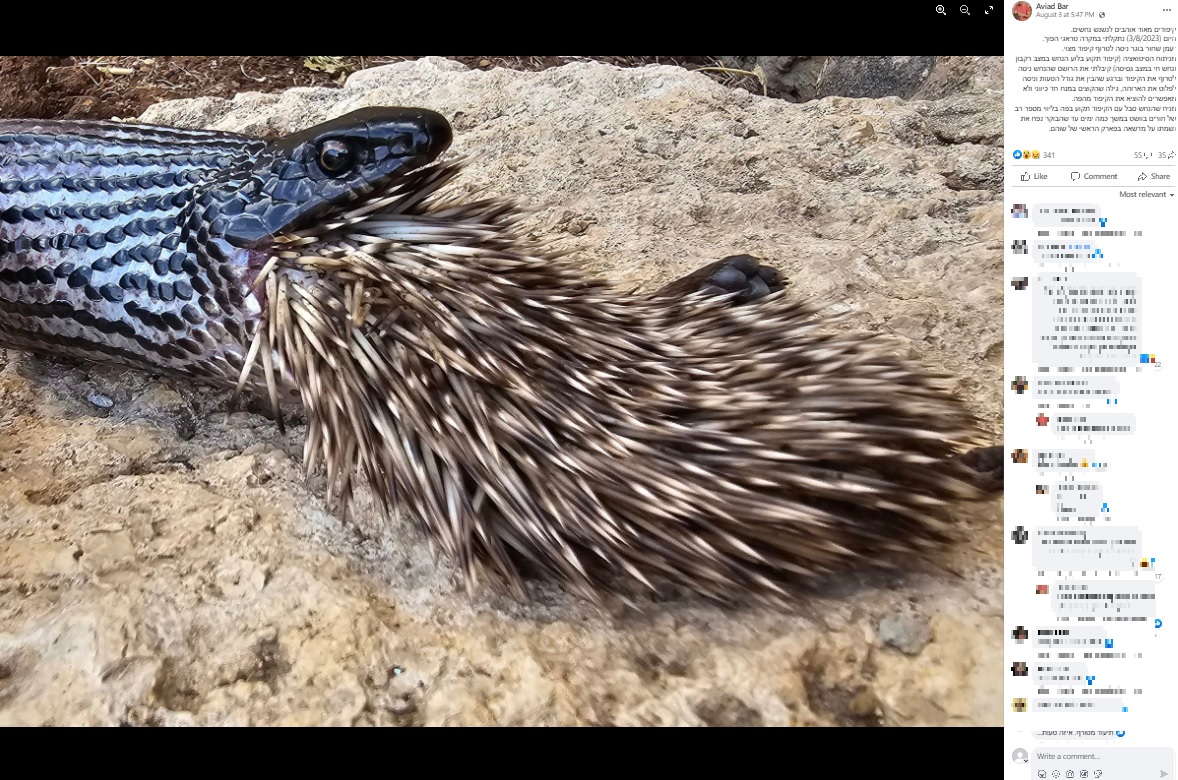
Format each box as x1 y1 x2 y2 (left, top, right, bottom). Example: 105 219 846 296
1005 5 1175 776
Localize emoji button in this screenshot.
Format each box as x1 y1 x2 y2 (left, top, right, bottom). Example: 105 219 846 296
1032 150 1041 159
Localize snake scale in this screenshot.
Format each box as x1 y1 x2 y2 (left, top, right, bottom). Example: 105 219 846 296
0 108 452 389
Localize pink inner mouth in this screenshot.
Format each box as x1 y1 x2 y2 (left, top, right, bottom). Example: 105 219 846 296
231 245 275 314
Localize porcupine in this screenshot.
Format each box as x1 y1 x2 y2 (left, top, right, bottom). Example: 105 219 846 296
0 107 1003 605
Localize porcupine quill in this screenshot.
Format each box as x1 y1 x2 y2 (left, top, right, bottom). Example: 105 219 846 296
234 155 994 607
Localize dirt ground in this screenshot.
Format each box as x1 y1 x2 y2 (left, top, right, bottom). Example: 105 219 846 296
0 56 741 121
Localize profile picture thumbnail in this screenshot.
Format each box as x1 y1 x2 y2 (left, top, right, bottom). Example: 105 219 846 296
1013 1 1032 20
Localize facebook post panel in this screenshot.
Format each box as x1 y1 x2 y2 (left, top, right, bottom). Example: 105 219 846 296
1006 2 1176 778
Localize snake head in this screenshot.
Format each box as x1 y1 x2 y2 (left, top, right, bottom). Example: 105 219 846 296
209 107 453 249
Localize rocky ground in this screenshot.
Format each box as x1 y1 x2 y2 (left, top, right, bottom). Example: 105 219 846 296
0 57 1004 726
0 56 722 121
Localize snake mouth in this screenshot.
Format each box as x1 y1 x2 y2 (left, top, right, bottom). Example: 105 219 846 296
267 156 506 253
220 108 454 251
236 149 461 293
228 154 514 428
231 157 461 314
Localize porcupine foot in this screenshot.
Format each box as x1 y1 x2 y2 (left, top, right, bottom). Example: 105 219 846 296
655 254 789 303
956 445 1004 490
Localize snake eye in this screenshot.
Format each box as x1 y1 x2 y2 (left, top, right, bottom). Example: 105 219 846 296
317 139 353 177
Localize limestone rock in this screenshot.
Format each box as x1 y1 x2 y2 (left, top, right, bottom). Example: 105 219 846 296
719 55 1001 102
